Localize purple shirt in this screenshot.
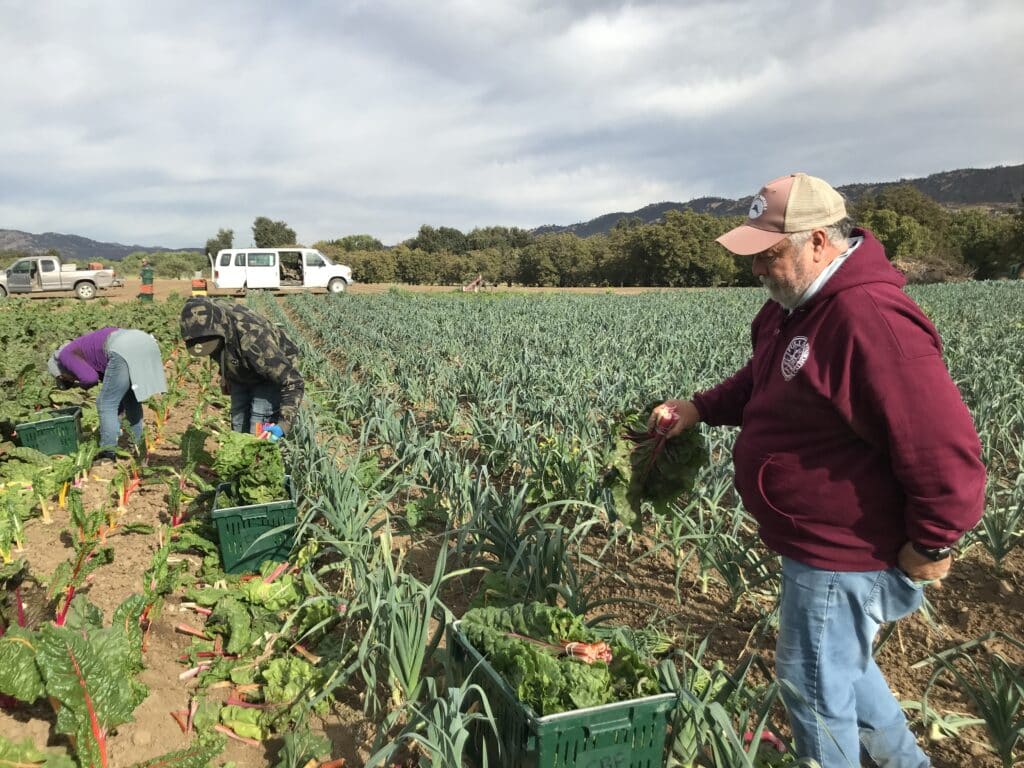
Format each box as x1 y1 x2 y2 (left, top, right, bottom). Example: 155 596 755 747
58 327 119 387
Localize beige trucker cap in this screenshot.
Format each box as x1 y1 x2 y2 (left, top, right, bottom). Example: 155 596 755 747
716 173 847 256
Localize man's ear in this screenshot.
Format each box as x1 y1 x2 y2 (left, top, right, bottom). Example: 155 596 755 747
811 229 830 261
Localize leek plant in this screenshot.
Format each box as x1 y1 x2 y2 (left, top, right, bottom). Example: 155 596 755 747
659 643 820 768
365 677 498 768
920 633 1024 768
965 486 1024 575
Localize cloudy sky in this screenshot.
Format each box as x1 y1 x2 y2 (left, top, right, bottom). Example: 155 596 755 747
1 0 1022 249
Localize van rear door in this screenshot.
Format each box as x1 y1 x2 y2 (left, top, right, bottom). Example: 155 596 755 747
245 252 280 289
214 251 242 289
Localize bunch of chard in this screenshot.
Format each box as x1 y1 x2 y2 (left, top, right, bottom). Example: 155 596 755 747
506 631 614 665
605 402 709 530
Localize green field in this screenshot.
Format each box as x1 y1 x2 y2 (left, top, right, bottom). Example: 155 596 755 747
1 283 1022 767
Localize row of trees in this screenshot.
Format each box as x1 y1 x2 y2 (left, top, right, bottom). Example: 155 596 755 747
305 188 1024 287
0 249 209 279
849 187 1024 280
8 189 1020 288
311 212 750 287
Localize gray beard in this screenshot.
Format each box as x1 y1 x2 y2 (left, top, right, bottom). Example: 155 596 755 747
760 276 803 310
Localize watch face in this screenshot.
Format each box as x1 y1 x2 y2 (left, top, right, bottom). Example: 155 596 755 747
913 542 953 560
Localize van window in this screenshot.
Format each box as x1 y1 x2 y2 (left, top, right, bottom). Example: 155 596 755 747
305 253 325 267
220 253 232 266
248 253 276 267
234 253 246 266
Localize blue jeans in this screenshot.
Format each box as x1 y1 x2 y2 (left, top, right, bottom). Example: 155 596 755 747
230 381 281 434
776 557 929 768
97 352 143 450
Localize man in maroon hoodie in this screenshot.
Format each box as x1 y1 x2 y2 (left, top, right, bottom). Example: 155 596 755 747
654 173 985 767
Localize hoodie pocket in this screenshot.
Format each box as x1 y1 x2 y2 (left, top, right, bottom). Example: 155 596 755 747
755 455 799 531
754 454 859 533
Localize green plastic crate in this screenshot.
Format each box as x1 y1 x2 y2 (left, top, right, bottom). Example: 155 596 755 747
448 621 676 768
212 476 296 574
15 407 82 455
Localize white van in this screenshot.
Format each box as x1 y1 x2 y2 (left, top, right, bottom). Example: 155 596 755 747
211 248 353 293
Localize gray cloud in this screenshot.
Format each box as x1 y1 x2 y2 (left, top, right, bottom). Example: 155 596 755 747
0 0 1021 247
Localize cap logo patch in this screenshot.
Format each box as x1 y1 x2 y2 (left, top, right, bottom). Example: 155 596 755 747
748 194 767 220
188 304 209 323
781 336 809 381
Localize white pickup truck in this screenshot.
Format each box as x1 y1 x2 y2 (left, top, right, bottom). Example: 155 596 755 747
0 255 122 299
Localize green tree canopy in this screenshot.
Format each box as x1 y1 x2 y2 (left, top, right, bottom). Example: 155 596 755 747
409 225 469 254
859 209 942 263
346 249 399 283
466 226 532 251
852 184 951 236
205 228 234 257
318 234 385 252
121 251 207 278
252 217 297 248
394 245 438 284
948 208 1017 280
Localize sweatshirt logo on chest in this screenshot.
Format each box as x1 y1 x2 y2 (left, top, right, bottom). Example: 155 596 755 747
781 336 810 381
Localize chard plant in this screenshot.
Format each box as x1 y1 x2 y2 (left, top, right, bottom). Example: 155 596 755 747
67 488 104 545
0 733 76 767
47 537 114 627
0 594 202 768
0 492 26 565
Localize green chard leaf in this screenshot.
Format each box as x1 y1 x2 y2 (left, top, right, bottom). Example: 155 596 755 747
0 733 77 767
0 626 45 703
35 623 148 768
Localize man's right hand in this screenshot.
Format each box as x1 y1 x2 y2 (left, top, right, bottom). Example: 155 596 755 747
897 541 952 584
647 399 701 438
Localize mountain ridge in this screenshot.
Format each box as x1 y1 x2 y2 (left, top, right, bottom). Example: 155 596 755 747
0 228 193 263
533 163 1024 238
2 163 1021 258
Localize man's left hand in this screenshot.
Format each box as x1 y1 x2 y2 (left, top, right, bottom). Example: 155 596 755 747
897 541 953 584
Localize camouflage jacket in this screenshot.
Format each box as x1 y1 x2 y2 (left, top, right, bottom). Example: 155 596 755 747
180 298 304 428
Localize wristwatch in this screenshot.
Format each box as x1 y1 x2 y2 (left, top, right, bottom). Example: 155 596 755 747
911 542 954 561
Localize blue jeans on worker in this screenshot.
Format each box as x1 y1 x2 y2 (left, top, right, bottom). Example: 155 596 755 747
776 557 930 768
97 352 143 451
230 381 281 434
